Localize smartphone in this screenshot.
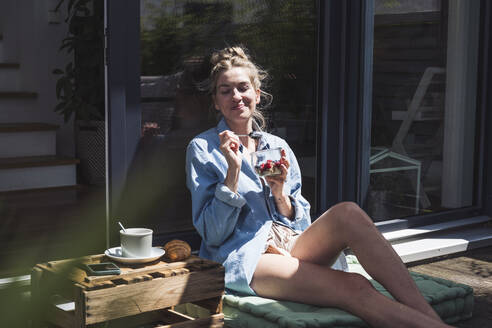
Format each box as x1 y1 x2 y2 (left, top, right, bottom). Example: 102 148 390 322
84 262 121 276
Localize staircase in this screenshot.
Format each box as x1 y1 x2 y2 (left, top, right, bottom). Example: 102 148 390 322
0 124 79 192
0 30 78 192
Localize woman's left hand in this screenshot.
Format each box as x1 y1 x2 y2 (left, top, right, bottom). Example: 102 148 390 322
265 149 294 219
265 149 289 198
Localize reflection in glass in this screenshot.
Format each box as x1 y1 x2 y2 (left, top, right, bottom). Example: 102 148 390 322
367 0 480 221
118 1 318 237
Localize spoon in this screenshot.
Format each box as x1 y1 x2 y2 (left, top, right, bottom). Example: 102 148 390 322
118 221 126 233
235 131 262 139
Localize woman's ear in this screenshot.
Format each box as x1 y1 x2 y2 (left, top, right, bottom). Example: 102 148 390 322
212 95 219 111
256 89 261 104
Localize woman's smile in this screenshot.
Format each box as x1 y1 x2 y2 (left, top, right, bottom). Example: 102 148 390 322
214 67 260 129
232 103 246 110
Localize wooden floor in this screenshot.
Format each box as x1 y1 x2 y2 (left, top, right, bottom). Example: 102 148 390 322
409 245 492 327
0 185 107 277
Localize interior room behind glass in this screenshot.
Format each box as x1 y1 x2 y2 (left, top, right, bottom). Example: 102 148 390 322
367 0 480 222
116 0 318 241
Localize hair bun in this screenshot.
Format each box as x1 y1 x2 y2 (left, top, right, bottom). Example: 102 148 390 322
211 46 249 66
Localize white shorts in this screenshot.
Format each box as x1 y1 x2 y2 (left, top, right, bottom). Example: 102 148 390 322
264 221 300 256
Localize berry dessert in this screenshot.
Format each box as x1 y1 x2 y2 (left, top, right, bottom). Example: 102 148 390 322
255 159 282 177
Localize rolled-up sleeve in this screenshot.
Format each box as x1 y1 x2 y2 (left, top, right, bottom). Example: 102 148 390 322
215 183 247 207
186 140 246 246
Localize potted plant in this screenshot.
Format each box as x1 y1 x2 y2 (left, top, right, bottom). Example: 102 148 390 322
53 0 105 185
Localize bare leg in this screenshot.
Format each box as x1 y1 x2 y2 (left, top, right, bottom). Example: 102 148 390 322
251 254 452 328
289 202 442 322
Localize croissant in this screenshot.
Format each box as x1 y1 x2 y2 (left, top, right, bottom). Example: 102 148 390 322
164 239 191 261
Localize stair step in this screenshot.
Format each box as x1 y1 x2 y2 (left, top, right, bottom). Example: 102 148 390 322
384 216 491 242
0 156 79 192
0 91 37 99
0 98 44 122
0 62 19 69
0 155 79 169
0 122 59 132
0 184 82 203
394 224 492 263
0 123 58 157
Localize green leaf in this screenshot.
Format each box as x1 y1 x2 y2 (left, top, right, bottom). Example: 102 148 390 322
59 41 73 51
55 78 65 99
54 101 67 113
63 82 73 99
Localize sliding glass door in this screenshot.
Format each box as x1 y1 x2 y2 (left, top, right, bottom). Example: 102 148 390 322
107 0 319 246
364 0 482 222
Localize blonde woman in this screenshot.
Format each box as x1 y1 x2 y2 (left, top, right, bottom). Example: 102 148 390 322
185 46 453 328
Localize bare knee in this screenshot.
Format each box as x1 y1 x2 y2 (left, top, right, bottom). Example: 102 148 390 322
337 272 376 308
321 201 373 230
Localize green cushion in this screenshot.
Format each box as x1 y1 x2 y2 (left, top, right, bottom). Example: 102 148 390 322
222 257 473 328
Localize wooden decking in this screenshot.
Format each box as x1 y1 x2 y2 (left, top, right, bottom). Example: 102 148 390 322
409 245 492 327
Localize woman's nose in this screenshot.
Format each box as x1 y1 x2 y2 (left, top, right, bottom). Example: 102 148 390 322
232 89 242 101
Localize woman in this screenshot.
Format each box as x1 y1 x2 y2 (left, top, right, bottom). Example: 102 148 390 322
185 46 453 328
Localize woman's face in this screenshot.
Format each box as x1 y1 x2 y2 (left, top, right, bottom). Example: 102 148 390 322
214 67 260 128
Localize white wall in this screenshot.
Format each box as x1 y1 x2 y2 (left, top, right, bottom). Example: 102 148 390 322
0 0 74 156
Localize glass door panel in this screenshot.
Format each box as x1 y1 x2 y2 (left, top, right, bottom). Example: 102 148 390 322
0 0 106 274
122 0 319 239
366 0 480 221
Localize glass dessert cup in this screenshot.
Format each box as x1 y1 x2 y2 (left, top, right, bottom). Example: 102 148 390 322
251 147 283 177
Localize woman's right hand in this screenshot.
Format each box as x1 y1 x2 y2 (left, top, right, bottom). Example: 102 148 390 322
219 130 242 193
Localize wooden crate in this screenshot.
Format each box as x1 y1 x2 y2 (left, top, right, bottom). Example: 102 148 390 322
31 253 225 328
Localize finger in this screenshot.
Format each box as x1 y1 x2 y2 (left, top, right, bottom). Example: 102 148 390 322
230 141 239 152
280 149 290 169
265 173 285 184
225 132 240 146
221 140 239 153
279 163 288 177
264 176 279 188
219 131 240 152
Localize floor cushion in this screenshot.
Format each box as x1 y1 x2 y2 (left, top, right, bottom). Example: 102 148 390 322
221 256 474 328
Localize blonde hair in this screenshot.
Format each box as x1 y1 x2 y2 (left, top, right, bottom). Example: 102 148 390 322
208 46 271 130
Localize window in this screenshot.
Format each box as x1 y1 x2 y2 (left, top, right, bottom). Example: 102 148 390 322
366 0 481 221
115 0 319 238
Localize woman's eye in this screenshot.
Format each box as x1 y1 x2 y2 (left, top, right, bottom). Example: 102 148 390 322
238 85 249 92
220 89 230 95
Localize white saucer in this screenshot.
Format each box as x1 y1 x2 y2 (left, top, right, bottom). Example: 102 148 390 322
104 247 165 264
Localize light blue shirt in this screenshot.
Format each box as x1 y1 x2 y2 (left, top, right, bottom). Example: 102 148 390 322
186 118 346 295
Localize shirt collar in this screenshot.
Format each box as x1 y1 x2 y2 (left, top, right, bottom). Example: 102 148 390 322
216 117 229 135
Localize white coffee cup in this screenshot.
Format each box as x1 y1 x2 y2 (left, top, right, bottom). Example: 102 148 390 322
120 228 153 258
